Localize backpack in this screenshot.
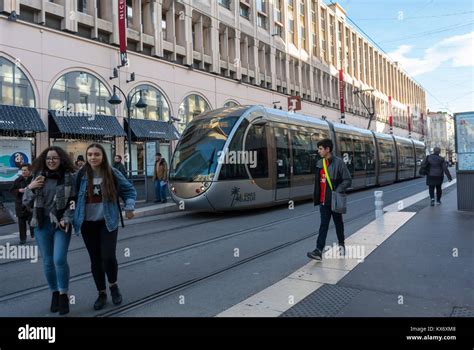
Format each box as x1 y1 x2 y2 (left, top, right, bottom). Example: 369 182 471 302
75 168 124 228
419 156 430 176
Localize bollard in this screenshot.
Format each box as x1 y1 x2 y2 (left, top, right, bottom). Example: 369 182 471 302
374 191 384 218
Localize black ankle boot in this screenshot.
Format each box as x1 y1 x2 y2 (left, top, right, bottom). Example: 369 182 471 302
110 284 122 305
58 294 69 315
94 292 107 310
50 291 60 313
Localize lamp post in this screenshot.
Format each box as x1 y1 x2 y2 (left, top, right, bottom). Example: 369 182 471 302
353 88 375 130
108 85 147 178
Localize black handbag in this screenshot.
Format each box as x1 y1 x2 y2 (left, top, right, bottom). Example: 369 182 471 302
0 202 16 226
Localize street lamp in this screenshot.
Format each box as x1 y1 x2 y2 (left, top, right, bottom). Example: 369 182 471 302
353 88 375 130
108 85 147 178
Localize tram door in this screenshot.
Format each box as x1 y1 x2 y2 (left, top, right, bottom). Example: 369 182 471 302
274 127 291 201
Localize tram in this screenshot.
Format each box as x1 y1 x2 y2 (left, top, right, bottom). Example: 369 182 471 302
169 105 425 211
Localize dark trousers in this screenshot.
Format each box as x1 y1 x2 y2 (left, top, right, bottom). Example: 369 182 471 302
429 185 442 201
81 221 119 292
316 204 345 251
18 216 34 242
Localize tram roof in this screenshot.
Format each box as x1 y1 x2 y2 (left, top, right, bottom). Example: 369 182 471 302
262 107 331 129
331 121 374 137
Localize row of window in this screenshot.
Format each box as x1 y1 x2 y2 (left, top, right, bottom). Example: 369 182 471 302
0 53 419 136
219 121 331 180
45 0 424 109
0 57 240 133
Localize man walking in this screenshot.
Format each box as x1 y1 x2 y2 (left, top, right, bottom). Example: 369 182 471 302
422 147 452 206
307 139 352 261
113 155 128 178
10 164 34 244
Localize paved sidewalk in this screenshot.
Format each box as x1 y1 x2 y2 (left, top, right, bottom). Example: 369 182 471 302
219 182 473 318
282 186 473 317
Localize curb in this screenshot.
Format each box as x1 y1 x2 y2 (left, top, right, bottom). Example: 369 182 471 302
124 202 180 219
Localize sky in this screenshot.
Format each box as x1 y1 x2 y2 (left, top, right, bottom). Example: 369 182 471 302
327 0 474 114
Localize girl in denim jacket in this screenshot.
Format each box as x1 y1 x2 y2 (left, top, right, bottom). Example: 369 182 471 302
74 143 136 311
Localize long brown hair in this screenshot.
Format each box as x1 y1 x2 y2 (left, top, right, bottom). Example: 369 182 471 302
32 146 75 175
84 144 117 202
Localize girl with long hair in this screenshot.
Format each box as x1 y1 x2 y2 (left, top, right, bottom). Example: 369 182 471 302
23 146 76 315
73 144 136 310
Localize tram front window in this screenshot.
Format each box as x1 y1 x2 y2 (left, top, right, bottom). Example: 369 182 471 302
170 116 239 182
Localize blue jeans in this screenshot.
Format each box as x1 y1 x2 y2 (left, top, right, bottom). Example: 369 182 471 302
154 180 168 202
316 204 345 251
35 220 71 293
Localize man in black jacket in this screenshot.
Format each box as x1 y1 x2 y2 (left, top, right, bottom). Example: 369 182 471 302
10 164 34 244
307 139 352 261
113 155 128 178
423 147 452 206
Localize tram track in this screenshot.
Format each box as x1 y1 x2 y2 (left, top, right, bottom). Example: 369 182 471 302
97 208 377 317
0 214 226 267
0 200 380 305
0 207 320 302
0 177 431 309
0 177 427 269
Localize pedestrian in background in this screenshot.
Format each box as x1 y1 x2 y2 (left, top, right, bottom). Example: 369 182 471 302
153 152 168 203
74 144 136 311
74 155 85 171
421 146 452 206
113 154 127 179
10 163 34 244
23 146 76 315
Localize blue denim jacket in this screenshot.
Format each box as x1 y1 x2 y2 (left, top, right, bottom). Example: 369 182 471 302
73 168 136 235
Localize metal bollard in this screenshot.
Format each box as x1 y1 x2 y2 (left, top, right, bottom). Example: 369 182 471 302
374 191 384 218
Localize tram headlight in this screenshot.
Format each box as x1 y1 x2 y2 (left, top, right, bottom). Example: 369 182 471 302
200 186 205 192
171 186 176 193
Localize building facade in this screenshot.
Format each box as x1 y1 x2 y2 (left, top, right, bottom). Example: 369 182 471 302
0 0 426 190
426 111 455 161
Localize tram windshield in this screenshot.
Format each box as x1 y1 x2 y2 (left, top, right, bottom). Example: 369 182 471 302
170 115 240 182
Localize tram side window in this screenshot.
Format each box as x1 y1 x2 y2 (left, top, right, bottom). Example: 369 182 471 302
365 139 376 174
416 147 425 166
219 119 249 180
378 141 395 169
398 145 406 169
353 137 366 172
337 134 354 176
404 145 415 167
245 124 269 178
291 131 312 175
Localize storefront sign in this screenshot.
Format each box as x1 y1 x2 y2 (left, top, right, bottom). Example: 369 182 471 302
0 140 31 182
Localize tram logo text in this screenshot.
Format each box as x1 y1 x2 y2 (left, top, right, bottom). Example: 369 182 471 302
18 325 56 343
230 187 256 207
218 150 257 168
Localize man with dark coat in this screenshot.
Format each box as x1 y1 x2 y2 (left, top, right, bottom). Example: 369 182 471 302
113 155 128 178
307 139 352 261
10 164 34 244
423 147 452 206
